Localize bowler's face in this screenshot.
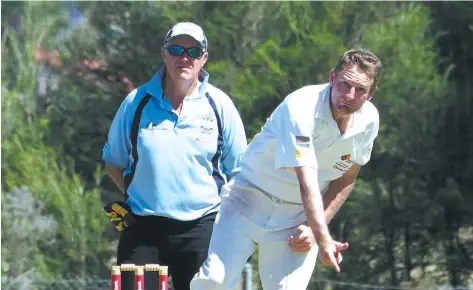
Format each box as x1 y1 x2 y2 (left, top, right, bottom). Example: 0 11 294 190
162 35 208 82
329 64 376 115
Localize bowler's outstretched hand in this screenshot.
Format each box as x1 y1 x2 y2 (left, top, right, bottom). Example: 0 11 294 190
320 240 349 272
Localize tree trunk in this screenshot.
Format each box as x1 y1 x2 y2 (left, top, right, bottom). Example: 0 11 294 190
404 222 412 281
385 182 398 286
445 212 459 287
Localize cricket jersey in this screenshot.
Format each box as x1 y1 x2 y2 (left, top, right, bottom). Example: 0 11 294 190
103 68 247 221
239 83 379 203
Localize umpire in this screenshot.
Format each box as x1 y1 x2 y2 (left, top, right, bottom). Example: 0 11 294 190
102 22 247 290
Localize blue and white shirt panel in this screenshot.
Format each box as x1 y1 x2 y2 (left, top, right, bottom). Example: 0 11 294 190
103 68 247 221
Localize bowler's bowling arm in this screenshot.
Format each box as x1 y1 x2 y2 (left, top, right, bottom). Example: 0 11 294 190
295 166 333 247
322 164 361 224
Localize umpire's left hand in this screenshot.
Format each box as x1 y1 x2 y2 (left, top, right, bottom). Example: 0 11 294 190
103 201 136 231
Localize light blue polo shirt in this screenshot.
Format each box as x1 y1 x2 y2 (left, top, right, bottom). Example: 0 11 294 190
103 68 247 221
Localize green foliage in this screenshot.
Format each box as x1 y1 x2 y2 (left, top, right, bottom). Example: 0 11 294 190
323 3 473 287
2 114 112 279
1 1 472 288
2 2 113 285
1 185 58 290
1 1 67 120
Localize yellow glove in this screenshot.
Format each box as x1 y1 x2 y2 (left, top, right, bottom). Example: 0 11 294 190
103 201 136 231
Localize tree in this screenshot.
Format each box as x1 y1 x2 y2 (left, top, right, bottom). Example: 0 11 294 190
324 3 472 288
2 2 113 284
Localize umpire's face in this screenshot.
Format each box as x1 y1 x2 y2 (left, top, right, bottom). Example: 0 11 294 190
162 35 208 83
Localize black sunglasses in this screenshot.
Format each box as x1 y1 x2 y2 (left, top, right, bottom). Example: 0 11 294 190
166 45 205 59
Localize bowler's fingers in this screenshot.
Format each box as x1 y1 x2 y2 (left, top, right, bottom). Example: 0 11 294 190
291 226 306 240
296 224 309 233
334 241 349 252
328 252 341 272
289 243 312 252
337 252 343 264
290 233 309 243
321 253 332 265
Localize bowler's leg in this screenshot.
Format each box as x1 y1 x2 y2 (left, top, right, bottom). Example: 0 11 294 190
258 234 318 290
190 203 257 290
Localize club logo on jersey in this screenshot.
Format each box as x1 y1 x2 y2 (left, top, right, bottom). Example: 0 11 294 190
333 164 349 172
147 120 172 130
341 154 351 161
201 113 215 122
195 137 212 143
200 126 214 135
334 154 354 172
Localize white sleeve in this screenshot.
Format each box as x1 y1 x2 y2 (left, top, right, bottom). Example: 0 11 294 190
273 99 318 170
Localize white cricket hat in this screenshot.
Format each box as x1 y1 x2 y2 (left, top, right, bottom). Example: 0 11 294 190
164 22 208 51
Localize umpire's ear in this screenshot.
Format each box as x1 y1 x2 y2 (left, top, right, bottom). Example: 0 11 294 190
161 47 166 63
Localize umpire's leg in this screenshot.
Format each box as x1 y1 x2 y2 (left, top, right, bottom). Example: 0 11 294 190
117 216 168 290
167 212 217 290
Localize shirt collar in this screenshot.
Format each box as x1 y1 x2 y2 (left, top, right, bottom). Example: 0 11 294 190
145 67 210 100
314 84 333 121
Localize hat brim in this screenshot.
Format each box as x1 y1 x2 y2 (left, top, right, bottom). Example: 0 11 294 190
165 34 206 50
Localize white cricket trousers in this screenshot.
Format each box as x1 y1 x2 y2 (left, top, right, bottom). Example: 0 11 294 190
190 175 319 290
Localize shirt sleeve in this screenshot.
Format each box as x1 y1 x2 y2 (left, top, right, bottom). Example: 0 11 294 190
354 114 379 166
273 98 318 170
102 92 135 169
220 98 248 180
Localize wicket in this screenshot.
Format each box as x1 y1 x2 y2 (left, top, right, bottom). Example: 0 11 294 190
111 264 169 290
